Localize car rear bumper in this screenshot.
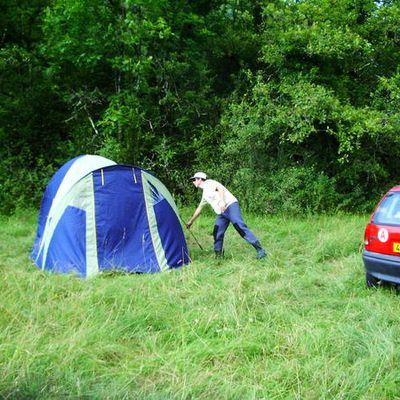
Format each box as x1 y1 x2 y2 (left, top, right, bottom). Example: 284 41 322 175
363 249 400 284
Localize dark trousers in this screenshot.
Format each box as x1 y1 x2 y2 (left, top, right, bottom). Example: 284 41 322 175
213 202 259 252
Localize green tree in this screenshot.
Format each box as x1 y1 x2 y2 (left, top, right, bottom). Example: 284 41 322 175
219 0 400 212
38 0 263 194
0 0 66 213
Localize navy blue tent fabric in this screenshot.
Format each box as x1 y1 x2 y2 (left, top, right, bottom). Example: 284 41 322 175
32 156 82 262
47 205 87 276
93 166 158 273
31 155 190 277
155 199 187 269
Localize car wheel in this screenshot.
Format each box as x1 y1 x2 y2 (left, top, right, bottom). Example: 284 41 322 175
394 284 400 295
366 272 379 288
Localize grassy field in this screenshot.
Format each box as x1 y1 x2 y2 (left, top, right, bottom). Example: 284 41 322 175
1 209 400 399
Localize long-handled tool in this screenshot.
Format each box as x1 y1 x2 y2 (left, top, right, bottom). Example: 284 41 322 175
185 225 204 250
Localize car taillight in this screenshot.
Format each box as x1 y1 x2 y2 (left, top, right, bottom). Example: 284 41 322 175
364 224 372 249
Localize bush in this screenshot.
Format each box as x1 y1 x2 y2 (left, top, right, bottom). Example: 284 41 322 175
229 166 339 215
0 156 55 215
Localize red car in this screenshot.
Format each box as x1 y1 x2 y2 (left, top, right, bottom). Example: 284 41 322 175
363 186 400 288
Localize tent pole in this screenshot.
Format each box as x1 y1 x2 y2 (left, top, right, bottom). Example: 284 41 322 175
185 226 204 250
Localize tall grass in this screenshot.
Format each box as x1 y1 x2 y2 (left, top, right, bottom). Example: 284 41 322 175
1 209 400 399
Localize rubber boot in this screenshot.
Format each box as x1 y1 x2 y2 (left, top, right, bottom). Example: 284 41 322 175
253 241 267 259
215 250 224 259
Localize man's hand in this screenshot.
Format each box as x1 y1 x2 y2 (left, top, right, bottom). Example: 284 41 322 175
186 207 202 229
219 201 227 213
216 185 226 213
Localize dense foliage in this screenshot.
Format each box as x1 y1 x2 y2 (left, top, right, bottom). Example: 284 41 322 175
1 0 400 213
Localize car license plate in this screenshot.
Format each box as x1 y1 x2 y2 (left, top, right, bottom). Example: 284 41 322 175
394 243 400 253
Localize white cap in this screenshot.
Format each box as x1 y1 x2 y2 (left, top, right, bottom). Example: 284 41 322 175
190 172 207 180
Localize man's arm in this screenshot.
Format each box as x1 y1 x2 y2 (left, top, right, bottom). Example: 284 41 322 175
215 184 227 213
186 206 203 229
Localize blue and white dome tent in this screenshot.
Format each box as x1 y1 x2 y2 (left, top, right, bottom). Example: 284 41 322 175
31 155 190 277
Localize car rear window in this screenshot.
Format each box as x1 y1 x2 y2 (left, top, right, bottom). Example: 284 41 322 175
373 192 400 225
